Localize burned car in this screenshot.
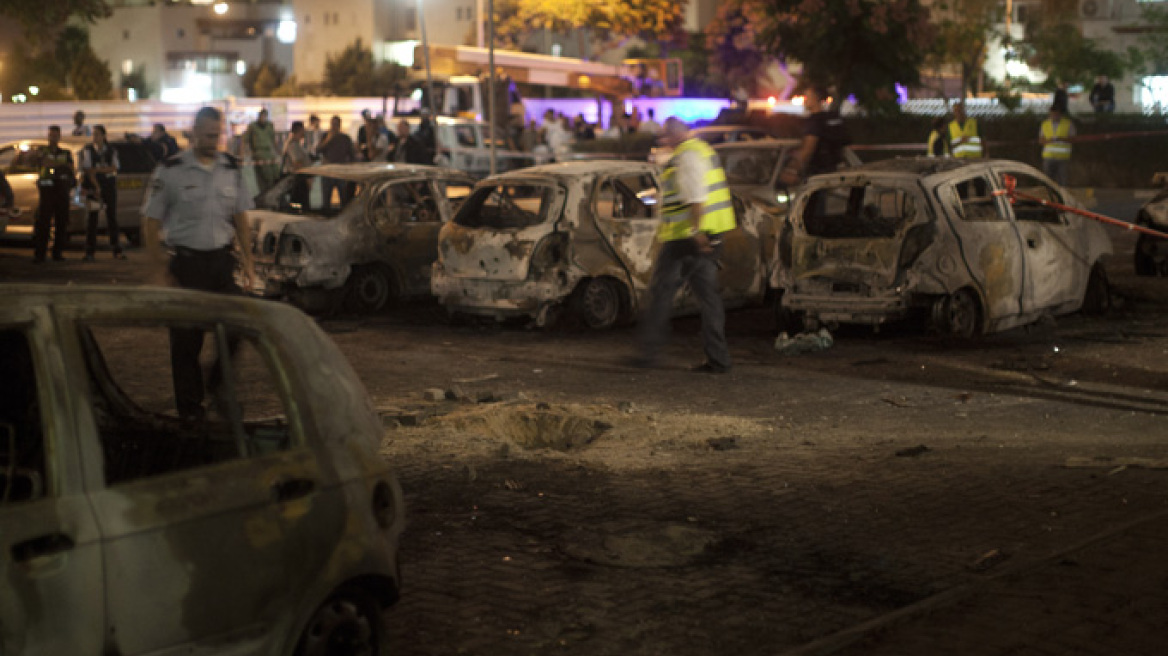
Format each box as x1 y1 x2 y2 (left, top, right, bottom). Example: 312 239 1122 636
0 284 403 655
250 163 475 314
772 158 1113 337
1133 185 1168 276
715 139 861 208
431 161 774 329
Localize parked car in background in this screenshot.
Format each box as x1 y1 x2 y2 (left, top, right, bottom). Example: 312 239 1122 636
715 139 862 208
772 158 1113 337
401 115 533 178
0 138 157 245
249 162 475 314
0 284 403 656
1133 185 1168 276
431 161 776 329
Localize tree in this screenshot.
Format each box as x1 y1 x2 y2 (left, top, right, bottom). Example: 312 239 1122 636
70 46 114 100
0 0 110 47
927 0 1002 100
1133 4 1168 78
703 0 771 98
242 60 287 97
754 0 935 113
494 0 686 51
1026 19 1129 89
323 39 406 97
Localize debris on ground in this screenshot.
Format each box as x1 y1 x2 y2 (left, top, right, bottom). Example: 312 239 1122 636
706 436 739 451
953 392 974 403
502 479 526 491
453 373 500 384
618 401 636 414
774 328 834 355
895 445 930 458
968 548 1010 572
423 388 446 402
1064 456 1168 470
882 396 911 408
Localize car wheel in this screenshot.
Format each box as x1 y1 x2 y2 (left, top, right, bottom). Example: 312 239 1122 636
294 587 384 656
934 289 981 339
1081 263 1111 315
1134 233 1159 277
573 277 622 330
773 291 805 334
344 265 397 315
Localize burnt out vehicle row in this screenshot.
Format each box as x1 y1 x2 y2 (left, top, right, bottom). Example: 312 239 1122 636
246 157 1114 339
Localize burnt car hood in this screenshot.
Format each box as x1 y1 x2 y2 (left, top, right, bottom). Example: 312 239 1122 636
437 221 553 282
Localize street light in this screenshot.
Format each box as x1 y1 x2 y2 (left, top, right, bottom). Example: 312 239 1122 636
28 85 39 96
213 2 228 15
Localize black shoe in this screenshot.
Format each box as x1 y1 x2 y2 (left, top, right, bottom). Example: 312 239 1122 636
690 362 730 374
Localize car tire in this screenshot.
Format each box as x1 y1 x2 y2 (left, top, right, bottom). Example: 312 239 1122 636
934 289 981 339
773 291 805 334
344 265 397 315
573 277 623 330
294 586 385 656
1134 233 1159 277
1081 263 1111 315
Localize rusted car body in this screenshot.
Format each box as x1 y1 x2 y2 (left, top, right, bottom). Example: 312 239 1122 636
772 158 1113 337
249 163 475 314
431 161 774 329
0 284 403 655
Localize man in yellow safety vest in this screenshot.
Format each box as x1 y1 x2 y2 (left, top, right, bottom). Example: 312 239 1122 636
948 104 984 159
633 117 737 373
1039 105 1075 187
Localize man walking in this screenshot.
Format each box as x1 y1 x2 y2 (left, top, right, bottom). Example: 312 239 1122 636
32 125 76 263
141 106 255 421
1039 105 1075 187
244 108 280 193
80 125 125 260
634 117 736 374
948 104 984 159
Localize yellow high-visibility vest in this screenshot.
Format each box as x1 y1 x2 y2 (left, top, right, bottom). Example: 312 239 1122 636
1041 119 1072 160
659 138 736 242
948 119 983 158
926 129 950 157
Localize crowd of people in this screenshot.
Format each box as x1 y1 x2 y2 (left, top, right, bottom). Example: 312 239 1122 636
506 107 664 163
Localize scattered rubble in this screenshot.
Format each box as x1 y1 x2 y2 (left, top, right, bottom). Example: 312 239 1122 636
707 436 740 451
423 388 446 402
895 445 930 458
968 548 1010 572
774 328 834 355
1064 456 1168 470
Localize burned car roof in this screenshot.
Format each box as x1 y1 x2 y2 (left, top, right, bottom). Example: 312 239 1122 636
480 160 659 183
831 157 1005 177
303 162 466 182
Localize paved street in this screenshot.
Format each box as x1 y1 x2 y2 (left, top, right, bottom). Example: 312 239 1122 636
1 192 1165 655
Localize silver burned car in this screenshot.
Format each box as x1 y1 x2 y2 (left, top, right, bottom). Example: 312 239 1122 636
249 163 475 314
715 139 861 208
772 158 1113 337
0 284 403 655
431 161 775 329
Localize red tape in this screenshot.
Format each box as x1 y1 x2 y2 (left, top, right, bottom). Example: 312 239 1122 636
993 175 1168 240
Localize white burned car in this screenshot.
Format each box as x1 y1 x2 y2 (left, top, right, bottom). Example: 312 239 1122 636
431 161 775 329
249 163 474 314
772 158 1113 337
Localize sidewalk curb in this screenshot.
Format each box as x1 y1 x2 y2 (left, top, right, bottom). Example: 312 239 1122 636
776 506 1168 656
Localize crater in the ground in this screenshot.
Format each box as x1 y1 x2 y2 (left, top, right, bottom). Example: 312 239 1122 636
481 408 610 451
561 522 719 568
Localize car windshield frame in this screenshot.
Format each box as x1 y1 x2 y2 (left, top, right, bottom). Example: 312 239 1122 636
257 172 369 218
720 147 786 186
454 181 559 229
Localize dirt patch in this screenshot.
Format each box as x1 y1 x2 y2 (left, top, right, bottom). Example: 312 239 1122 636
561 522 719 568
478 408 610 451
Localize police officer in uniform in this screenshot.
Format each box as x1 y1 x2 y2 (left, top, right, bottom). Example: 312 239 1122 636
33 125 76 263
81 125 125 260
142 106 255 420
634 117 736 373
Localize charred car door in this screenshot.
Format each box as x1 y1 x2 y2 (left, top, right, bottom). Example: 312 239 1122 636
590 171 661 295
996 168 1086 314
935 174 1026 324
368 178 448 295
0 313 105 656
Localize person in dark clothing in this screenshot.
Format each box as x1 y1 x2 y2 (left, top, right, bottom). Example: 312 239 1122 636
1090 76 1115 113
780 86 852 185
1052 80 1069 114
0 170 13 213
407 111 437 165
80 125 124 260
32 125 75 263
927 117 951 157
149 123 180 162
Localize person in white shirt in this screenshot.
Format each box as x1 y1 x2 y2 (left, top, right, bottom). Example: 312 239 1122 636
639 108 663 136
543 110 573 162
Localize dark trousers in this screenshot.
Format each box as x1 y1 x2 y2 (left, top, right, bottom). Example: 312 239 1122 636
33 188 71 260
168 246 241 419
85 179 120 255
638 239 730 369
